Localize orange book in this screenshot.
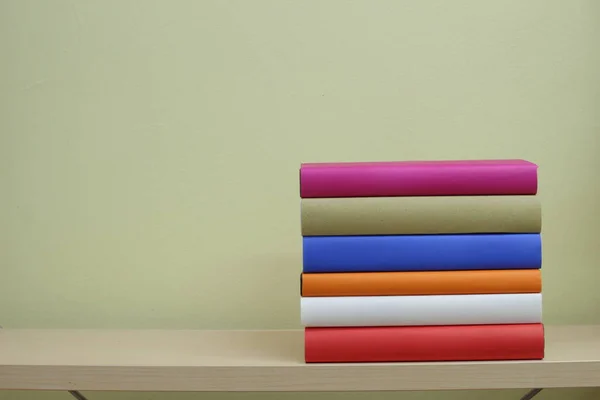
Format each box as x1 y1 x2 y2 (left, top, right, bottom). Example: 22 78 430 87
301 269 541 297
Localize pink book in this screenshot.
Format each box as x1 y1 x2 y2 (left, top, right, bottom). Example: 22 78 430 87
300 159 538 198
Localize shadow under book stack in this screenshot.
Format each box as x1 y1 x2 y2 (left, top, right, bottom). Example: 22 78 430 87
299 159 543 363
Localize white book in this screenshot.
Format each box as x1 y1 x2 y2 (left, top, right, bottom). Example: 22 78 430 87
301 293 542 327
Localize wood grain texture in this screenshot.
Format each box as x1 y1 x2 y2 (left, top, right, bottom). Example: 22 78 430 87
0 325 598 392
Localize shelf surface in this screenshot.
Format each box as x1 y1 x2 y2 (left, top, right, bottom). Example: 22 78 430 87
0 325 598 392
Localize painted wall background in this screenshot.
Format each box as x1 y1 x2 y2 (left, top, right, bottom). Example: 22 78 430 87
1 0 599 399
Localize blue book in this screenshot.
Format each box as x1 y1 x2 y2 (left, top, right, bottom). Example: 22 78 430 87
302 233 541 273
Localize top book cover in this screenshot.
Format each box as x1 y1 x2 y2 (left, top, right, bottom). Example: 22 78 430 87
299 159 538 198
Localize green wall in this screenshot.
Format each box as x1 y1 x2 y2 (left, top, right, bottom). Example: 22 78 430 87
1 0 599 399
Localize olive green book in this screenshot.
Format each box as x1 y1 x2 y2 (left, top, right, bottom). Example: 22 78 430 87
301 196 541 236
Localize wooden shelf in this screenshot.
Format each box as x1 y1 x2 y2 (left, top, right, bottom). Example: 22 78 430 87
0 325 598 392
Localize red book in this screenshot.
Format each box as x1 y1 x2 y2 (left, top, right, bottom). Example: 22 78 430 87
305 324 544 363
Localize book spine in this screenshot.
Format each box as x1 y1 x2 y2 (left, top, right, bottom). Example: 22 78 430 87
301 270 542 297
305 324 545 362
300 160 538 198
302 234 542 273
301 195 541 236
300 293 542 327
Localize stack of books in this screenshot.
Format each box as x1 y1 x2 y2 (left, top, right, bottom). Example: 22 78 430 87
299 159 544 363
